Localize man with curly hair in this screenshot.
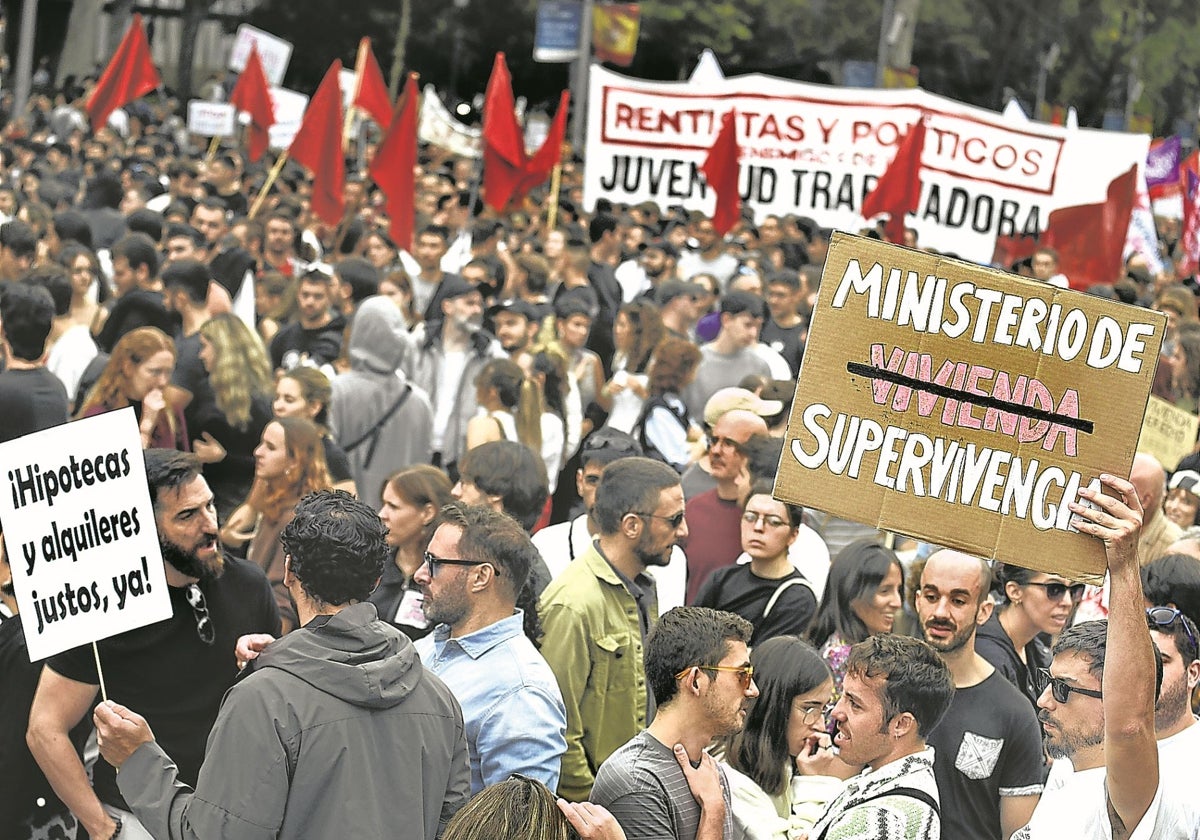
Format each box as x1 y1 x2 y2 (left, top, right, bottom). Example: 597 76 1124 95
92 490 471 840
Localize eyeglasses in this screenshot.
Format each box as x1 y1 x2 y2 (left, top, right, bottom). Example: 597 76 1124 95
636 511 686 530
1025 581 1086 602
742 511 791 529
793 701 835 725
422 551 499 578
1147 606 1198 651
675 664 755 689
184 584 215 645
708 435 745 453
1037 667 1103 703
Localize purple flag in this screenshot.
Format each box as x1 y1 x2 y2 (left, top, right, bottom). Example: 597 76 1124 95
1145 135 1182 190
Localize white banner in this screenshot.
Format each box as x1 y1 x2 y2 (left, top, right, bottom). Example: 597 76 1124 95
584 67 1151 264
187 101 236 138
229 24 293 87
0 409 171 661
420 85 482 159
269 86 309 150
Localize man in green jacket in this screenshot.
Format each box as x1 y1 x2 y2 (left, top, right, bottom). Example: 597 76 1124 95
540 457 688 801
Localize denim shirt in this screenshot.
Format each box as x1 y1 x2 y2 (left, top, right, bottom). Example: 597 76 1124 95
415 610 567 794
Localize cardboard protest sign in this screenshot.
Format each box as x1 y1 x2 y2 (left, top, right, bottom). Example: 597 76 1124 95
584 66 1150 265
1137 396 1199 474
229 24 292 87
774 233 1165 580
0 409 171 661
187 100 236 138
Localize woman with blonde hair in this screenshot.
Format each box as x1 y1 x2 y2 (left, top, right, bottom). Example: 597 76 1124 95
220 416 331 632
442 775 625 840
78 327 188 451
194 313 274 521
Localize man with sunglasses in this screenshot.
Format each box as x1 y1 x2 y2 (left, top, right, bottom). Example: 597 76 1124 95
27 450 281 840
414 503 567 795
1014 473 1189 839
1147 606 1200 833
91 490 471 840
591 606 756 840
532 429 687 611
915 550 1045 839
540 457 688 802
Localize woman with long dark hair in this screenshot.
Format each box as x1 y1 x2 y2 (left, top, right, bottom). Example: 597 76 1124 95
717 636 854 839
600 301 665 434
806 540 904 702
632 337 703 472
369 465 454 640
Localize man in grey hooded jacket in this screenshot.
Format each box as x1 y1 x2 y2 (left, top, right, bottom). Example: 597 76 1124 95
93 490 472 840
328 296 434 511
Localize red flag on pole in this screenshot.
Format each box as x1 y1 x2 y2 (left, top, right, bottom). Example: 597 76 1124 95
701 109 742 236
86 13 161 131
482 53 529 212
352 38 393 127
861 116 927 244
289 61 346 228
1040 165 1137 285
229 44 276 162
369 74 420 252
516 90 570 197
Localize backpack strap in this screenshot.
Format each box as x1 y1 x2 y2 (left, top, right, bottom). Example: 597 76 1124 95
762 576 814 619
814 786 939 840
343 385 412 470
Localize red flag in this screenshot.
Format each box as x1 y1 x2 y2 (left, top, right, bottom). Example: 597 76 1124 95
482 53 529 212
352 38 393 127
701 109 742 236
229 44 276 162
516 90 570 197
369 74 419 252
86 14 161 131
289 61 346 228
861 116 927 244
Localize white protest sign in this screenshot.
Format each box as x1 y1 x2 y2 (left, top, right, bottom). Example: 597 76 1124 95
269 86 309 150
229 24 293 87
584 66 1150 265
419 84 482 158
0 409 171 661
187 100 236 138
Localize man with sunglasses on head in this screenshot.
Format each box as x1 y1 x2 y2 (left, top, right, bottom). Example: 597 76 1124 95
915 550 1045 839
413 502 567 795
26 450 280 840
91 490 472 840
1014 473 1190 839
540 457 689 802
532 429 687 611
1147 606 1200 830
591 606 757 840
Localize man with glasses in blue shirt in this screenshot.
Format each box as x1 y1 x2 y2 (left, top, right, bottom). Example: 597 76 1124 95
26 450 280 840
414 502 567 795
1014 473 1189 839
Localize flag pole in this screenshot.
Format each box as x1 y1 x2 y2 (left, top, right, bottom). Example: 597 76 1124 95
205 135 221 164
92 642 109 702
547 163 563 230
249 151 289 219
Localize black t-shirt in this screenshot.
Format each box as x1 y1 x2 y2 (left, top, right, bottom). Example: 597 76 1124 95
322 434 353 484
190 391 273 523
367 559 432 641
760 318 806 377
0 367 69 443
693 564 817 646
925 670 1047 840
96 288 178 354
269 314 347 371
47 558 281 810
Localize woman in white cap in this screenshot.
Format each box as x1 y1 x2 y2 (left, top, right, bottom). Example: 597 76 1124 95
1165 469 1200 529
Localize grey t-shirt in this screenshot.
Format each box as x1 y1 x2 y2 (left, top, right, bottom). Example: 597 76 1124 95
591 730 733 840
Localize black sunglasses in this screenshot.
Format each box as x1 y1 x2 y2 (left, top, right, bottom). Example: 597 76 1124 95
636 511 686 529
185 584 215 646
1025 581 1086 601
1147 606 1198 651
1037 667 1102 703
422 551 500 578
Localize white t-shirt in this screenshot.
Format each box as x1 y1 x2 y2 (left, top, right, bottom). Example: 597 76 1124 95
432 349 468 451
1014 757 1192 840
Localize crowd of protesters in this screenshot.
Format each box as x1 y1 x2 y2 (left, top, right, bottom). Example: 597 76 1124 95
0 77 1198 840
